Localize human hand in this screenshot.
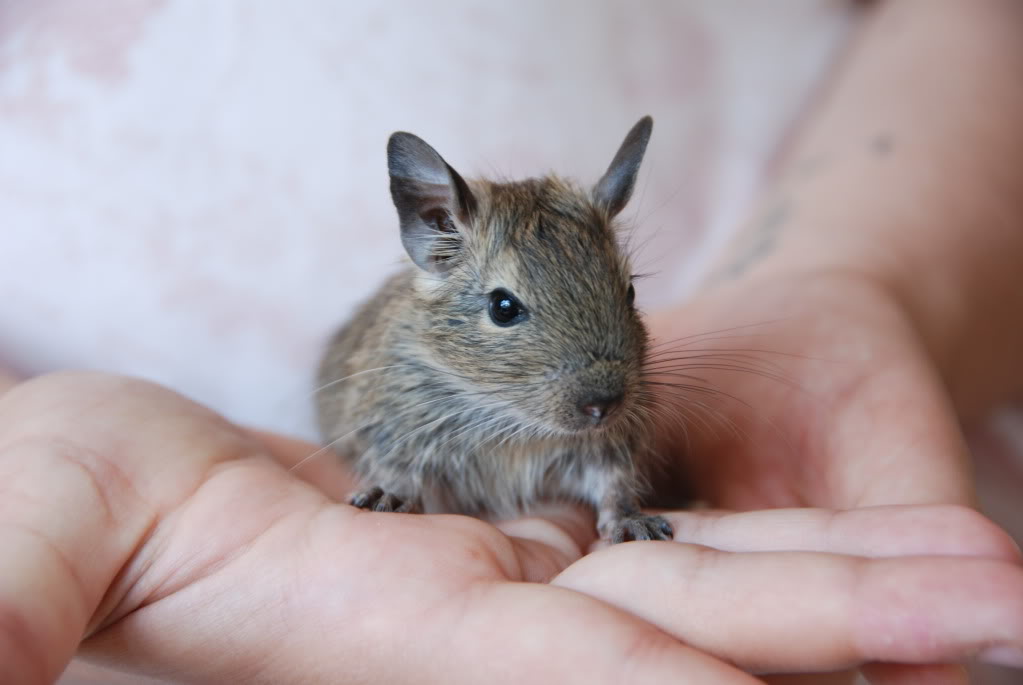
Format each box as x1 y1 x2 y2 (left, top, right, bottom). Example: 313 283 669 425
4 371 1021 685
573 0 1023 677
616 268 1023 682
645 270 976 510
0 371 776 684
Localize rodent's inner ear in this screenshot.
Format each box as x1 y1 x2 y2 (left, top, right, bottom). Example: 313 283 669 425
387 131 477 275
592 115 653 218
420 208 460 270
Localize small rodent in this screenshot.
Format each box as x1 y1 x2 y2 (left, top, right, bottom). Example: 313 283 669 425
316 117 672 543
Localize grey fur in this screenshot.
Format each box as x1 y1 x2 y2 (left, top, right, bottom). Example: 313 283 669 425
316 118 671 543
593 115 652 217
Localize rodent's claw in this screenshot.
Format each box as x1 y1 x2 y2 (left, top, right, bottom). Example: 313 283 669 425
608 513 674 544
349 486 418 513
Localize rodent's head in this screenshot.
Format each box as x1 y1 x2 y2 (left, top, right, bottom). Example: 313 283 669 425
387 118 654 438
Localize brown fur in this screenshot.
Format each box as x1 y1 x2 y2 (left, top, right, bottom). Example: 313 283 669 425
316 118 672 542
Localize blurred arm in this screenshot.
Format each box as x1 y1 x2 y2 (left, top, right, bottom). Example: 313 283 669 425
710 0 1023 422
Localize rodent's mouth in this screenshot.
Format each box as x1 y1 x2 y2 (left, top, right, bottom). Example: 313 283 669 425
550 408 627 436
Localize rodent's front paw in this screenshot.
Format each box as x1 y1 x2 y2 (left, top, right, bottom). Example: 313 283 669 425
349 486 419 513
607 513 673 544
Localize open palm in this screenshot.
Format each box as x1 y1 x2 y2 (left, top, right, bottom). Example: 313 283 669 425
646 271 973 511
5 370 1021 685
0 372 766 684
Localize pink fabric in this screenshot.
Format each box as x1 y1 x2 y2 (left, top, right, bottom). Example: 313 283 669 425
0 0 856 437
0 2 1018 683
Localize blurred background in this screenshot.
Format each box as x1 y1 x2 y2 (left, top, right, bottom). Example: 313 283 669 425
0 0 854 437
0 2 1017 683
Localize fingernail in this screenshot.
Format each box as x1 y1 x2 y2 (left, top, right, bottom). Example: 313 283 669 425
979 646 1023 669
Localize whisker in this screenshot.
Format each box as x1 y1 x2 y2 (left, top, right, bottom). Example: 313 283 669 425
661 365 794 391
642 379 755 412
308 364 414 398
644 346 808 366
649 384 745 443
644 321 786 351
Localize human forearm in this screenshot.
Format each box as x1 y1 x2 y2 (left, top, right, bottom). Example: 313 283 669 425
710 0 1023 421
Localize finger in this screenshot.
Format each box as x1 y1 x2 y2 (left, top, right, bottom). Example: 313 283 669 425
92 577 765 684
423 582 765 685
0 373 189 682
553 542 1023 674
82 496 761 683
0 372 315 681
255 427 596 581
663 505 1020 561
495 503 597 580
257 428 599 580
404 508 592 584
0 436 138 683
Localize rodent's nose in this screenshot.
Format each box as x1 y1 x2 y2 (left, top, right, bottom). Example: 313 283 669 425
579 393 623 424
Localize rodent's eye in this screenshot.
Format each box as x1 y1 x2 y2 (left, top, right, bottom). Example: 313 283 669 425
626 283 636 307
488 289 526 327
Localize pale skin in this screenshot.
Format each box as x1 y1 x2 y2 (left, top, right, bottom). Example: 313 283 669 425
3 1 1023 684
3 372 1022 685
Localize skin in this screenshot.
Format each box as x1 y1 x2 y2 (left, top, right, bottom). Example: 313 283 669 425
641 0 1023 680
2 0 1023 683
1 371 1021 685
650 0 1023 515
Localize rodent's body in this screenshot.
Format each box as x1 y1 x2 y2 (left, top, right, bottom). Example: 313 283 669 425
316 120 672 542
318 267 644 521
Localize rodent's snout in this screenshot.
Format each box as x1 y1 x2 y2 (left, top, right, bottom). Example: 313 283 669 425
578 391 623 425
546 360 634 433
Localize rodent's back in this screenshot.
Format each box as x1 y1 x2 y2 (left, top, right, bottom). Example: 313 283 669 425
315 269 415 447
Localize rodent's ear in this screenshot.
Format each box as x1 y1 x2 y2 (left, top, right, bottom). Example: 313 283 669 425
387 132 477 275
592 116 653 218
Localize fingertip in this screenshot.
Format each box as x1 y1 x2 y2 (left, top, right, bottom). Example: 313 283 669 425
934 506 1022 562
836 505 1023 561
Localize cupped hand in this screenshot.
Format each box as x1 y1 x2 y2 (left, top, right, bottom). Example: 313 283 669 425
3 371 1021 685
623 268 1023 682
0 371 759 684
645 269 976 510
